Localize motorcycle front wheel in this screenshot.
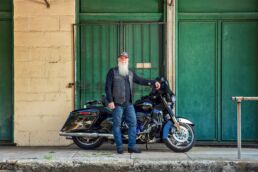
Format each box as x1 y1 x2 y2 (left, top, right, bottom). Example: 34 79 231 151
164 123 195 152
72 136 104 150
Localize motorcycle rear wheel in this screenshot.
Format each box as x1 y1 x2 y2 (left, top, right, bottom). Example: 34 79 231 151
72 136 104 150
164 123 195 152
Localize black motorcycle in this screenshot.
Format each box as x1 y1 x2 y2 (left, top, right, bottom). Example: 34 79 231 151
60 77 195 152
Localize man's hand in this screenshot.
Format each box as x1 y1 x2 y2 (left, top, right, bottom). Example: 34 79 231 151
155 81 161 90
108 102 115 109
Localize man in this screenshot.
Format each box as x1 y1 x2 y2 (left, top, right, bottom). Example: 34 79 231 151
105 51 160 154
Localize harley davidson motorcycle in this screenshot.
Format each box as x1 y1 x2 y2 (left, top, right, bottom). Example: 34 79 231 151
59 77 195 152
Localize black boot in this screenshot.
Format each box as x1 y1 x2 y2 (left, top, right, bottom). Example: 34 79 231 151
117 147 124 154
128 147 141 153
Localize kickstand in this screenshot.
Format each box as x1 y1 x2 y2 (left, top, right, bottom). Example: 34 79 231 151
145 134 149 150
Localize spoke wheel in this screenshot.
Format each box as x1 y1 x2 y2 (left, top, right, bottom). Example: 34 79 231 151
73 136 104 150
164 123 195 152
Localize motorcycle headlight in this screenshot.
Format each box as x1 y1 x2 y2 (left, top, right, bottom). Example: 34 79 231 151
172 95 176 103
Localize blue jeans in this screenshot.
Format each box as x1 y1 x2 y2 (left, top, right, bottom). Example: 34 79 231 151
112 104 136 150
162 120 173 139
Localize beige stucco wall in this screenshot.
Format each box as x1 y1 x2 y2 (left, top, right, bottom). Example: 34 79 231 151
14 0 75 146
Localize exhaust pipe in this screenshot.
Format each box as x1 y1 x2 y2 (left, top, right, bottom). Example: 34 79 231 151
59 132 114 138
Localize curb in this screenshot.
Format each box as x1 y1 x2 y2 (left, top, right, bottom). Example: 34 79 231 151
1 159 258 172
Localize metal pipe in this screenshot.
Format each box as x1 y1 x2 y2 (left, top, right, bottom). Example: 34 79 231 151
75 22 166 25
166 0 173 90
232 96 258 160
232 97 258 101
59 132 114 138
71 24 76 110
237 101 241 159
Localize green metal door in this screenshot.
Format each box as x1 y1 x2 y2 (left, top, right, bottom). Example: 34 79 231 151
221 21 258 141
177 0 258 142
77 0 165 108
124 23 164 100
177 21 217 141
79 24 119 106
0 0 13 143
78 23 164 107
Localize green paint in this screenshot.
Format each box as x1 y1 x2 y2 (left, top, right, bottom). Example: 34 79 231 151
124 24 163 101
177 0 258 142
76 0 165 108
0 0 12 12
221 21 258 141
79 13 163 22
179 0 258 13
79 23 163 107
75 0 81 109
80 0 163 13
177 21 217 141
80 24 119 106
178 13 258 20
0 1 13 143
79 0 164 22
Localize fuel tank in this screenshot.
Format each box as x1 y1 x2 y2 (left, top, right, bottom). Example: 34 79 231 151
134 99 153 114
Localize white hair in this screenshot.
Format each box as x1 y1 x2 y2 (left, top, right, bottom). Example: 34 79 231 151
118 61 129 76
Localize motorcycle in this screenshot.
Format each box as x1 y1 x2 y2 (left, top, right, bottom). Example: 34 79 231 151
59 77 195 152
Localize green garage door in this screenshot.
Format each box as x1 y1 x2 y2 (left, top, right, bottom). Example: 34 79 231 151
78 23 164 107
221 21 258 141
0 0 13 143
177 0 258 142
76 0 165 108
177 21 217 141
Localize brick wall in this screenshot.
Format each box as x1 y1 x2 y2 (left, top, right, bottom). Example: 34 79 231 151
14 0 75 145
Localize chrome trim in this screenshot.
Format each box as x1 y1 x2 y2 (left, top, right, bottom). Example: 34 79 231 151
59 132 114 138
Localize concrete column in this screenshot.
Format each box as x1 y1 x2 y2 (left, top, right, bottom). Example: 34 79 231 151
14 0 75 146
166 0 176 92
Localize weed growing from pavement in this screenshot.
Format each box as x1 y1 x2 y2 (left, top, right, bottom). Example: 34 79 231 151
43 153 54 160
92 152 113 157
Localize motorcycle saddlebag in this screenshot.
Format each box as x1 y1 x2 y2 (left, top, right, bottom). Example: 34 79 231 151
60 109 99 132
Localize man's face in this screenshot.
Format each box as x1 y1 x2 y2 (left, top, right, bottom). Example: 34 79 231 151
118 55 128 64
117 55 129 76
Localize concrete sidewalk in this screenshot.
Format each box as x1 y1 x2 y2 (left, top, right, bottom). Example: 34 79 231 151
1 144 258 172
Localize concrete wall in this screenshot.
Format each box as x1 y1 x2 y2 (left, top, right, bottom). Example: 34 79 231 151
14 0 75 146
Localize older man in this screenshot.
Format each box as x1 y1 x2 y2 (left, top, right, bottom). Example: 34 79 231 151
105 52 160 154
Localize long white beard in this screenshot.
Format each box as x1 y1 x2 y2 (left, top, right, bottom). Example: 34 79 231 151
118 61 129 76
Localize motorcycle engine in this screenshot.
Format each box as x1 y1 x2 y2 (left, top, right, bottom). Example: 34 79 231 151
136 109 164 143
151 109 163 125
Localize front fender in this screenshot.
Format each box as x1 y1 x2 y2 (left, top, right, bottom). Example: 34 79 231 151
162 118 194 139
177 117 194 126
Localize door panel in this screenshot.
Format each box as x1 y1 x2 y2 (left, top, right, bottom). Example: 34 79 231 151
79 23 163 107
178 0 258 143
177 22 217 140
124 24 163 101
179 0 258 13
0 19 12 142
80 0 162 13
221 21 258 141
80 24 119 106
0 0 12 12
